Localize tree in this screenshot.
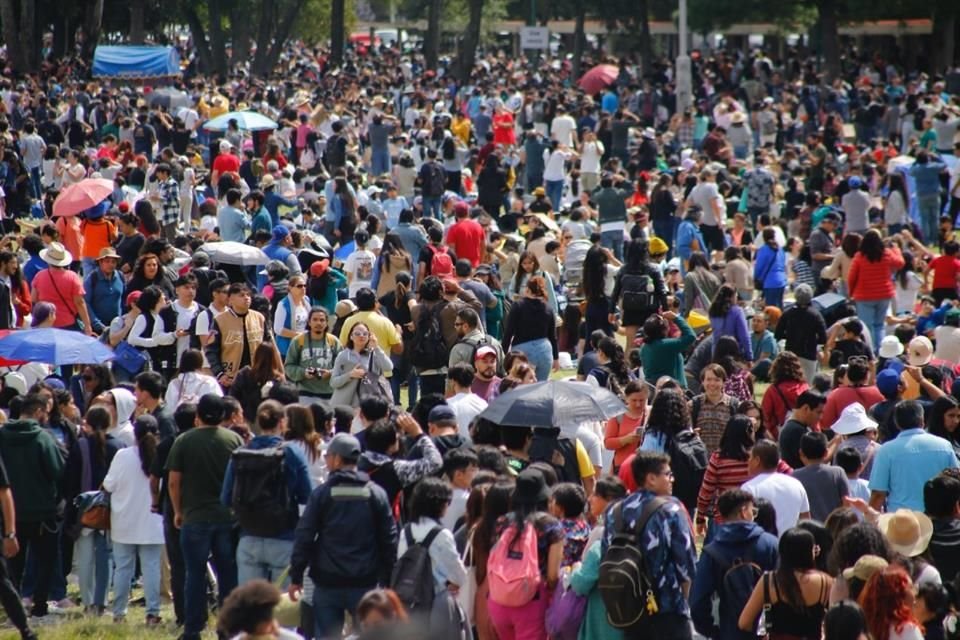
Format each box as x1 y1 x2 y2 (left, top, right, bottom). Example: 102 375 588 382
129 0 146 44
455 0 484 82
0 0 35 73
330 0 345 65
424 0 442 70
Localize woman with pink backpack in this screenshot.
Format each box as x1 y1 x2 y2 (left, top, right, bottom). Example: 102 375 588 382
486 468 564 640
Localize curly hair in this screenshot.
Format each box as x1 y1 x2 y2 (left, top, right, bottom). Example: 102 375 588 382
645 389 690 446
827 522 891 577
770 351 805 384
859 567 923 640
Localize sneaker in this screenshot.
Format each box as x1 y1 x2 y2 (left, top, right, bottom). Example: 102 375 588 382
146 614 162 626
26 615 57 627
113 615 125 624
55 598 76 609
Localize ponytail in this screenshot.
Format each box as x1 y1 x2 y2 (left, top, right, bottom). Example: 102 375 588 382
526 275 548 301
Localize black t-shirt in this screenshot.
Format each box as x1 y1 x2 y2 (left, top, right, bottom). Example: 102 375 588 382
115 232 145 273
416 244 457 278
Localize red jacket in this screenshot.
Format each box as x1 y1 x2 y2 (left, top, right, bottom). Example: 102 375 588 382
761 379 809 439
848 247 904 301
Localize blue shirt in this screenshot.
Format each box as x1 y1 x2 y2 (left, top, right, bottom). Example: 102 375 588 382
217 205 250 242
751 330 779 361
220 434 313 539
602 90 619 114
676 220 706 264
754 244 787 289
601 490 697 617
251 206 272 237
264 191 298 227
869 428 959 511
23 255 47 287
83 268 124 333
382 196 409 230
909 162 946 197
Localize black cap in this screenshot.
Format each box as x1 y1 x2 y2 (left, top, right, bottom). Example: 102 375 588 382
197 393 225 424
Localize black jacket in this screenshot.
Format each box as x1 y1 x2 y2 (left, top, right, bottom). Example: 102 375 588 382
290 469 398 588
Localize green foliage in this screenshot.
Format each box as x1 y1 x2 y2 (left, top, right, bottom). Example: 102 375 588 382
295 0 357 42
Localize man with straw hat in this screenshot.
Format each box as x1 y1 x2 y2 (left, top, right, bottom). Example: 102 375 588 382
30 242 94 335
83 247 124 335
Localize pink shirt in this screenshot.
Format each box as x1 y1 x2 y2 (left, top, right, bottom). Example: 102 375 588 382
32 268 84 327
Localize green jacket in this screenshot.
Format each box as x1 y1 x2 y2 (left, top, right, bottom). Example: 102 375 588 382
592 184 634 226
284 331 342 397
638 316 696 388
0 419 65 523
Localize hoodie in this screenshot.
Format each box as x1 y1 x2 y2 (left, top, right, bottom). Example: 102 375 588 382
0 419 65 522
357 434 443 507
690 521 779 640
107 388 137 447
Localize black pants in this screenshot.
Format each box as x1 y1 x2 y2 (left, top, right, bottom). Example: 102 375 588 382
623 613 694 640
8 520 58 617
419 373 446 398
0 554 28 633
700 225 726 253
164 515 185 625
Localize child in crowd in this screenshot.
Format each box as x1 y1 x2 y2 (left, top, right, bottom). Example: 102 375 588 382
549 482 591 569
441 448 480 531
836 447 870 501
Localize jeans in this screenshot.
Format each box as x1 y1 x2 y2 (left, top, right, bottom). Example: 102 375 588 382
856 299 890 353
313 585 369 640
545 179 564 212
75 529 111 608
601 229 624 261
0 554 28 634
652 218 677 257
762 287 784 309
20 526 67 601
112 542 162 618
514 338 553 382
370 148 391 177
29 167 41 200
917 193 941 244
9 519 58 617
422 196 442 220
180 521 237 638
389 356 418 408
164 515 185 624
236 536 292 586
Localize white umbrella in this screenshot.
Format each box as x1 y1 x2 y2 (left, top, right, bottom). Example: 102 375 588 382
203 111 278 132
199 241 270 266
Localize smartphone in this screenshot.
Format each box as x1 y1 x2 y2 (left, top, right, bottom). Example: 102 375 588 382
635 426 643 436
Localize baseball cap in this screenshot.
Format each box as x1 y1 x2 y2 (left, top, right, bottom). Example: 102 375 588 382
197 393 225 424
326 433 361 464
428 404 457 424
842 555 888 582
475 345 498 361
876 368 902 398
907 336 933 367
219 140 232 152
271 225 290 241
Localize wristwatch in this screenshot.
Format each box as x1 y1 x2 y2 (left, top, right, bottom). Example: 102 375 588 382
3 532 15 539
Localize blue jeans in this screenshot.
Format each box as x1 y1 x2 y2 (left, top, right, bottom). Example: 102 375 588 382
180 521 237 638
526 173 543 194
236 535 292 586
601 229 625 261
917 194 941 244
422 196 442 220
112 542 162 618
75 530 111 608
514 338 553 382
856 299 890 353
762 287 784 309
545 179 564 212
29 167 41 200
313 585 369 640
652 218 677 257
370 148 391 177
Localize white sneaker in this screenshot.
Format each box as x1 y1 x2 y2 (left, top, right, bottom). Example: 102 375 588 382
27 615 57 627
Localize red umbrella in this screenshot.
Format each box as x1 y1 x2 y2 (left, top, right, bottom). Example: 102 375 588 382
578 64 619 95
0 330 26 366
52 178 114 217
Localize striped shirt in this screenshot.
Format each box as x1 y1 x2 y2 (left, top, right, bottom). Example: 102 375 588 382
695 452 793 524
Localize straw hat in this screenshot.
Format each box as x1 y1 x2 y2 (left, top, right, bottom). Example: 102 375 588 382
40 242 72 267
877 509 933 557
96 247 121 262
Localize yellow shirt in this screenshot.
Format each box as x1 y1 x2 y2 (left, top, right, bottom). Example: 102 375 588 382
576 440 596 479
451 118 471 146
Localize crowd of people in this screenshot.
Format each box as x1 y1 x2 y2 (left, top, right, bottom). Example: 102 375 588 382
0 31 955 640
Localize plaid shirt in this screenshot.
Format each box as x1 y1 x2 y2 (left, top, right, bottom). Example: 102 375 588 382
159 177 180 226
676 121 695 148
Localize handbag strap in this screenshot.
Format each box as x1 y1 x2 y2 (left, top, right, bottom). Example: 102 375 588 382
43 269 78 317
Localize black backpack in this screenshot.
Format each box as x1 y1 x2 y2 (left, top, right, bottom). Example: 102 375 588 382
410 303 449 370
188 306 213 351
619 272 659 316
598 497 667 628
455 334 505 377
667 430 709 514
529 434 581 485
230 446 292 538
702 544 764 636
424 162 446 197
325 135 346 168
390 524 443 613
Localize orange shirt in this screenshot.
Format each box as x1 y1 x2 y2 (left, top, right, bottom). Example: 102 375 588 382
604 410 646 470
55 217 83 262
80 219 116 260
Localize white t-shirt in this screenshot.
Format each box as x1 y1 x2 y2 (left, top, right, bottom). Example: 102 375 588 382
447 392 488 439
688 182 723 227
577 423 605 471
344 249 376 297
894 271 923 315
580 141 604 174
172 300 201 364
101 447 165 545
935 325 960 363
542 150 570 182
274 297 310 339
441 487 470 531
742 471 810 538
752 225 787 249
550 115 577 147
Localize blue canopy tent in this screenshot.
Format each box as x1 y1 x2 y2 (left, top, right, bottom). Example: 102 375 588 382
92 45 181 79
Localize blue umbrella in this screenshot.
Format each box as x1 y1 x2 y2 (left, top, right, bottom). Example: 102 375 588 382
334 240 356 262
0 328 115 365
203 111 278 131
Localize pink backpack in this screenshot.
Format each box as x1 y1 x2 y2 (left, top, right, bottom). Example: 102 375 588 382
487 522 541 607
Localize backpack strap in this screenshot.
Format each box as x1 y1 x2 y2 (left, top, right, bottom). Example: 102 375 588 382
691 396 702 426
632 496 668 541
404 523 415 548
702 544 730 574
420 526 443 549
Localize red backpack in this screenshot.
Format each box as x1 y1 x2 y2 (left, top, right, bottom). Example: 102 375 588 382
427 244 453 278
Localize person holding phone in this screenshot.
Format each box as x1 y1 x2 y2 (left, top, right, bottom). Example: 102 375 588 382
284 307 342 406
329 321 393 409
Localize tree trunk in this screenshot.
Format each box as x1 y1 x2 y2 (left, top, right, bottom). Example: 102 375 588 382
82 0 104 61
18 0 35 71
0 0 25 73
932 1 957 73
251 0 275 76
183 1 213 74
260 0 307 75
818 1 840 82
208 0 228 78
129 0 145 44
455 0 483 83
330 0 345 66
637 0 652 78
572 0 586 80
230 0 253 70
425 0 442 70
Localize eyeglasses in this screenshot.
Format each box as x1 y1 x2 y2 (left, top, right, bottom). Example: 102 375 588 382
659 469 674 479
292 284 306 289
352 331 370 338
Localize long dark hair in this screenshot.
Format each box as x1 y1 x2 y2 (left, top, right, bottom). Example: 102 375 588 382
250 342 284 386
718 415 755 461
582 246 608 303
927 395 960 444
776 528 819 609
380 234 409 273
514 250 540 293
896 251 915 290
858 229 884 263
597 337 631 388
84 405 112 469
887 173 908 209
708 283 737 318
645 388 690 447
135 419 158 476
285 404 322 463
473 480 515 584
